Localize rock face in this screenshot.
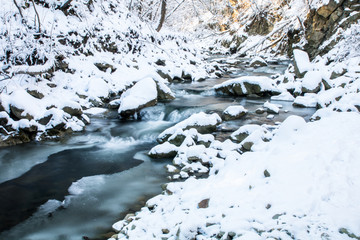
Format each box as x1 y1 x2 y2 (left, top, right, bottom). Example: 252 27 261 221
303 0 360 57
214 76 279 96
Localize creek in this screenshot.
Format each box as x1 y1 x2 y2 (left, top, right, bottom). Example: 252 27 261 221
0 57 316 240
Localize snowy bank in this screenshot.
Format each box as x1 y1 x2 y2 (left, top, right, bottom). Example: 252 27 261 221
112 112 360 240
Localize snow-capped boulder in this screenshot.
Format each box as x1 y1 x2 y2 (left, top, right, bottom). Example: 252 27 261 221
118 77 158 118
230 124 263 143
214 76 279 96
301 71 323 93
263 101 280 114
148 142 179 159
270 91 295 101
293 49 313 78
250 56 268 68
157 112 222 143
222 105 248 121
156 80 175 100
293 94 318 108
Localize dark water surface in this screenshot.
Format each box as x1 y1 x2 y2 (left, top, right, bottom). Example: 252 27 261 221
0 57 316 240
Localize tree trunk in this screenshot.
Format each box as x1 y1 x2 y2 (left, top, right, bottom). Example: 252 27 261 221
156 0 167 32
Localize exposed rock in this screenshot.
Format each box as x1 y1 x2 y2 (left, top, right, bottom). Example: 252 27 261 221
94 62 117 73
118 78 158 119
155 59 166 66
317 0 344 18
108 99 121 109
148 142 178 159
10 105 34 120
157 112 222 143
264 169 271 178
198 198 210 209
62 105 83 116
38 114 53 125
156 81 175 101
255 108 266 114
27 89 45 99
246 14 274 36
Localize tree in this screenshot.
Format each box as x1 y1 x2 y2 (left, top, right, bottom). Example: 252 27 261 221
156 0 167 32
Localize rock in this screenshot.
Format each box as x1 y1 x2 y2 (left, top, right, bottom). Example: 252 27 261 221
293 49 313 78
214 76 279 96
301 71 323 93
156 81 175 101
94 62 117 73
108 99 121 109
157 112 222 143
317 0 344 18
157 69 172 82
181 71 193 82
198 198 210 208
168 132 186 146
264 169 271 177
222 105 248 121
293 94 318 108
27 89 45 99
38 113 53 125
246 14 274 36
242 141 254 151
62 105 83 116
148 142 178 159
231 124 262 143
155 59 166 66
10 105 34 120
255 108 265 114
250 56 268 68
118 78 158 119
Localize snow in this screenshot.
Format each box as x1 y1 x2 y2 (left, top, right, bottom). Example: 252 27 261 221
114 112 360 239
213 76 277 94
271 91 295 101
118 77 158 113
157 112 222 143
293 49 313 75
263 101 280 114
301 70 323 91
293 94 318 108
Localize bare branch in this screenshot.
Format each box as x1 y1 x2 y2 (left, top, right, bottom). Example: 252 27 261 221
31 0 41 33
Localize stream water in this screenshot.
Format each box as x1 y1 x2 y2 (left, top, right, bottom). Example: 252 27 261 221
0 57 316 240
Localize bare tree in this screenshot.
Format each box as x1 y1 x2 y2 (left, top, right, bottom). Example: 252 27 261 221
156 0 167 32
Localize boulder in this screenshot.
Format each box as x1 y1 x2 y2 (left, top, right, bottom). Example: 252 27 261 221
231 124 262 143
214 76 279 96
118 78 158 118
156 81 175 101
62 105 83 116
148 142 178 159
263 101 280 114
10 105 34 120
317 0 344 18
293 49 313 78
250 56 268 68
301 71 323 93
157 112 222 143
222 105 248 121
27 89 45 99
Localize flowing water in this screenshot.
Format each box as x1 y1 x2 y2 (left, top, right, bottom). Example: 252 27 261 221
0 57 316 240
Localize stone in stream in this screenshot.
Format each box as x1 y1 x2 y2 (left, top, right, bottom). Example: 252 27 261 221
293 49 313 78
249 56 268 68
118 78 158 119
213 76 280 97
222 105 248 121
157 112 222 144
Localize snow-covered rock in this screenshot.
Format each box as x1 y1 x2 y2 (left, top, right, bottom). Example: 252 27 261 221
293 94 318 108
293 49 313 78
213 76 280 96
263 101 280 114
230 124 263 143
157 112 222 143
270 91 295 101
249 56 268 68
148 142 179 159
301 70 323 93
222 105 248 121
118 78 158 118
